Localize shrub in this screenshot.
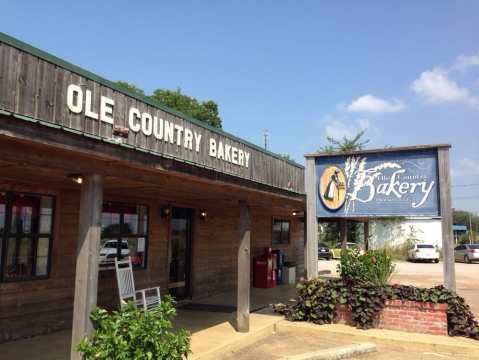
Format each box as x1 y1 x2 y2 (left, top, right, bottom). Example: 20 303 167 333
77 296 191 360
274 278 479 340
338 249 395 286
276 278 342 324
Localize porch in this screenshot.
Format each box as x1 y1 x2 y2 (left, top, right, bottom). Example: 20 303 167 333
0 125 304 357
0 285 297 360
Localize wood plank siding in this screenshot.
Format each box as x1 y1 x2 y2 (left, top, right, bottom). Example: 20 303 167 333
0 34 304 195
0 181 305 342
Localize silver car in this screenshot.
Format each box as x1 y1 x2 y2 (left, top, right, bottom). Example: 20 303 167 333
454 244 479 264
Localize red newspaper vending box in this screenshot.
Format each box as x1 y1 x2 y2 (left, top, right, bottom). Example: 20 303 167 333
253 247 277 288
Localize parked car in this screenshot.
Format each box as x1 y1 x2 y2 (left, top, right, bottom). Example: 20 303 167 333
318 243 332 260
407 244 439 263
454 244 479 264
99 239 130 264
331 242 363 259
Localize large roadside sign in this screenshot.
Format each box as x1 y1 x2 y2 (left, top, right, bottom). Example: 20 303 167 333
315 149 440 217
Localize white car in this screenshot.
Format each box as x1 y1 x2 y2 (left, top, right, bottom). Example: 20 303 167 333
408 244 439 263
99 239 130 264
454 244 479 264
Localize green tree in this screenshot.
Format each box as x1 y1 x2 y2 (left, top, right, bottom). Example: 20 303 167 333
453 209 479 230
115 81 145 96
114 82 223 129
320 130 369 152
151 88 222 129
454 209 479 244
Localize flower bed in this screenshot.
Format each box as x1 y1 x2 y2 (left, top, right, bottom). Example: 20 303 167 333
335 300 448 336
273 278 479 340
274 250 479 339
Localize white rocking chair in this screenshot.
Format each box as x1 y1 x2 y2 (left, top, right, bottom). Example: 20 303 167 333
114 257 161 311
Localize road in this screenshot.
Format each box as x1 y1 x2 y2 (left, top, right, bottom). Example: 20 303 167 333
318 259 479 317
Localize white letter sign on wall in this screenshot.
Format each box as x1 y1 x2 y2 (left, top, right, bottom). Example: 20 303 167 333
67 84 83 114
100 96 114 124
65 83 251 169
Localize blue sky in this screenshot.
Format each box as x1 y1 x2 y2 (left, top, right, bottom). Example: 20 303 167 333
2 1 479 212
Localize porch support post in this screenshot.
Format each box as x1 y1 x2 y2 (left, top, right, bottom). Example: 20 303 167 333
340 218 348 256
364 221 369 251
305 157 318 279
438 147 456 291
71 174 104 360
236 200 251 332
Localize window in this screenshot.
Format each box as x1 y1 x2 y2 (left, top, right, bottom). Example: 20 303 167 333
100 202 148 269
272 219 290 245
0 192 54 281
417 244 434 249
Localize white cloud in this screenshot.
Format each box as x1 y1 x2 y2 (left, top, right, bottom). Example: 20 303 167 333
411 50 479 106
410 68 477 104
324 115 370 140
450 52 479 72
346 94 406 113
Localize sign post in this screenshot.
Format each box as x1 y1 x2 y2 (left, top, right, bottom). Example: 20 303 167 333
305 157 319 279
438 146 456 291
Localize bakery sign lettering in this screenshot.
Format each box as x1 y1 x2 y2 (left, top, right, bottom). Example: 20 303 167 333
316 150 440 217
66 84 251 168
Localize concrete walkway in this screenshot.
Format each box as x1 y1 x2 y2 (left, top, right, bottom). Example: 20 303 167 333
0 285 297 360
3 311 479 359
0 310 283 360
278 321 479 359
3 282 478 360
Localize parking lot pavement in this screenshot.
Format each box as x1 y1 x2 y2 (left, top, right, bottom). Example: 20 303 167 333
318 259 479 317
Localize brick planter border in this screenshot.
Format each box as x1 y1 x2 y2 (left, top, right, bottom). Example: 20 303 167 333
336 300 448 336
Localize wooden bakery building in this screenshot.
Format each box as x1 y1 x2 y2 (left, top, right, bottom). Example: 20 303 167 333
0 32 306 350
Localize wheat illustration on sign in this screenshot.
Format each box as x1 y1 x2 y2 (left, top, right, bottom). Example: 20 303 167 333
344 156 401 213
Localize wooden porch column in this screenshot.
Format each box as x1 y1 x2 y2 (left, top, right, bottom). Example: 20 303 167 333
340 218 348 256
438 147 456 291
364 221 369 251
236 201 251 332
71 174 104 360
305 157 318 279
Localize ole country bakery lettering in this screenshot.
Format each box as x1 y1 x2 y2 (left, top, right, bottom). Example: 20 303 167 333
66 84 251 168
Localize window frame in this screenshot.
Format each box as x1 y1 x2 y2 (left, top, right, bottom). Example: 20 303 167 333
100 201 149 271
271 218 291 245
0 191 55 283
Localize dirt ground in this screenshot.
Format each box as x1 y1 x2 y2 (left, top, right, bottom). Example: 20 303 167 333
319 260 479 317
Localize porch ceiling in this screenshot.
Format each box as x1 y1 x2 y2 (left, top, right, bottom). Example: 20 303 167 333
0 135 304 211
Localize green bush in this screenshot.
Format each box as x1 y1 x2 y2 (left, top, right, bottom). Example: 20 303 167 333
77 296 190 360
274 278 343 325
338 249 395 286
274 278 479 340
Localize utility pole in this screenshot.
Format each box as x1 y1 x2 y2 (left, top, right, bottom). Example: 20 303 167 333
263 129 269 150
469 212 473 244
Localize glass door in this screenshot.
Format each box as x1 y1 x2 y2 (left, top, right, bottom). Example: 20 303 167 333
168 208 193 300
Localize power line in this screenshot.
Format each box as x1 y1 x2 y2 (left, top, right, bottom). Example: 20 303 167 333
452 183 479 188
